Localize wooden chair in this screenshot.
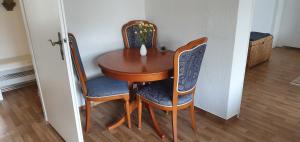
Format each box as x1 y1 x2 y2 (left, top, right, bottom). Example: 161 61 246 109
68 33 131 132
137 37 208 142
122 20 157 48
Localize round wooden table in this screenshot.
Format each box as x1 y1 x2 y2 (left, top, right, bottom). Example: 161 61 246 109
97 47 174 131
97 48 174 82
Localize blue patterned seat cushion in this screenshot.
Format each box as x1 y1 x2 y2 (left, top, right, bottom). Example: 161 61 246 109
177 43 206 92
86 76 129 98
126 25 154 48
137 79 193 106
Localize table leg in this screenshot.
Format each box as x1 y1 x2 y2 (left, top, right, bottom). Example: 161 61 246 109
107 82 137 130
108 100 138 130
107 82 166 139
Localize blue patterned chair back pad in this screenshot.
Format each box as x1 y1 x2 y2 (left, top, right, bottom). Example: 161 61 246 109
177 43 207 93
126 24 154 48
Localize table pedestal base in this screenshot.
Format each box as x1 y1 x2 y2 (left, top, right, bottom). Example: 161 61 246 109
107 99 165 139
107 100 137 130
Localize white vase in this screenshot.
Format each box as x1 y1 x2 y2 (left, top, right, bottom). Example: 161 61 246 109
140 44 147 56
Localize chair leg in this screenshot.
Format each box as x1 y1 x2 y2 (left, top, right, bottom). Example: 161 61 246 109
85 100 91 133
190 103 196 131
172 109 178 142
138 96 142 129
125 98 131 129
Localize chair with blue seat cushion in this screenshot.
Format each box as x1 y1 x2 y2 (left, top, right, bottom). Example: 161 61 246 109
122 20 157 48
86 77 128 98
137 37 208 142
68 33 131 133
138 79 193 107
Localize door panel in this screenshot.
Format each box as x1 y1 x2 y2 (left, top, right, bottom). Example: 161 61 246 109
21 0 83 141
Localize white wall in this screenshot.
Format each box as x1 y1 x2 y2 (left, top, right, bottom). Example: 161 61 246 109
146 0 253 119
227 0 254 118
251 0 277 34
63 0 146 105
272 0 285 47
63 0 146 78
277 0 300 48
0 0 30 59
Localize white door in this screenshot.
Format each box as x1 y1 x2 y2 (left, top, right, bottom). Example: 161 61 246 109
20 0 83 141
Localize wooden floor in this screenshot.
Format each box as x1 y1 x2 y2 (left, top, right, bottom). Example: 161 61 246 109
0 85 63 142
0 47 299 142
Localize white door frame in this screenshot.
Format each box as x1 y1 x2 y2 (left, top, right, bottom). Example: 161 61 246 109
18 0 83 141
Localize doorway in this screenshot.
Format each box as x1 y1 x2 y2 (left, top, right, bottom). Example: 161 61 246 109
0 0 35 101
1 0 84 141
0 0 58 141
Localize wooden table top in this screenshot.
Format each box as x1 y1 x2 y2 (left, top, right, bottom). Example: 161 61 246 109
97 48 174 82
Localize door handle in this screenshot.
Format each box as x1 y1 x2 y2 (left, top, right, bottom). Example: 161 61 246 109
48 32 65 60
48 39 62 46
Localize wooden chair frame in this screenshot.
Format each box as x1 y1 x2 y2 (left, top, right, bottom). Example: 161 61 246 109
68 33 131 133
122 20 157 49
137 37 208 142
